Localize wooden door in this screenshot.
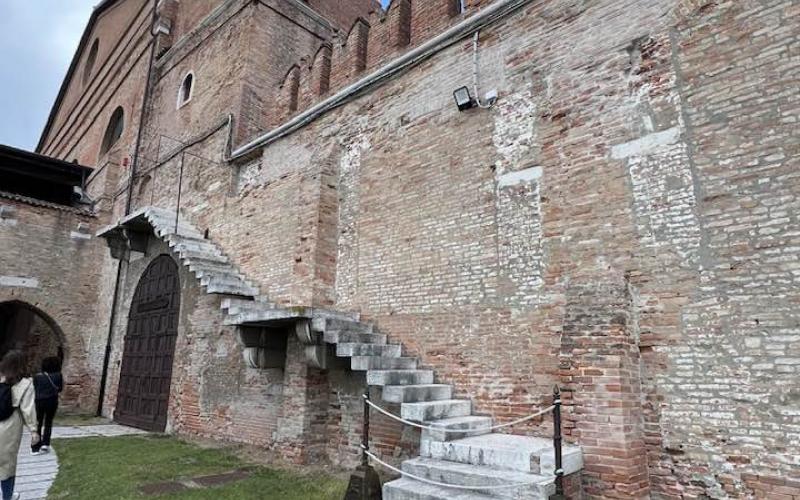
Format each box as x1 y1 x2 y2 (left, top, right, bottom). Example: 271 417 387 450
115 255 180 432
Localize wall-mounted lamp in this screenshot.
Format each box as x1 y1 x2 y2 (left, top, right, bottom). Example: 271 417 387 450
453 86 476 112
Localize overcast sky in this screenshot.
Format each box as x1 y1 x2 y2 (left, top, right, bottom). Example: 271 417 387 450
0 0 391 152
0 1 96 151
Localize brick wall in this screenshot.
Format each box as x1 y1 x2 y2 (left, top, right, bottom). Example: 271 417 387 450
0 198 104 410
24 0 800 497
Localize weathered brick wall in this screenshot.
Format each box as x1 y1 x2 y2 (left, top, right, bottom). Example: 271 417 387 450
39 0 151 166
221 0 799 496
40 0 150 153
0 198 104 410
100 240 287 446
26 0 800 497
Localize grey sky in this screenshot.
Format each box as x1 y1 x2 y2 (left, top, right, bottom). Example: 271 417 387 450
0 1 106 151
0 0 391 152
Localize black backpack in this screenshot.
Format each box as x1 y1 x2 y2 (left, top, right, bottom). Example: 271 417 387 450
0 382 14 421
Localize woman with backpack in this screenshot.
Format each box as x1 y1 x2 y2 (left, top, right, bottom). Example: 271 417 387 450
31 357 63 454
0 350 40 500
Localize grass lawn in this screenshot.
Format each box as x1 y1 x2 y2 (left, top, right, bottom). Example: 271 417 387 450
48 435 348 499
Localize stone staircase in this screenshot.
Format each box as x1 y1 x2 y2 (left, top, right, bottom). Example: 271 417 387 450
101 207 583 499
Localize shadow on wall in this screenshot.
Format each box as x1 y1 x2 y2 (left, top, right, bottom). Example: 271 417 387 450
0 301 65 375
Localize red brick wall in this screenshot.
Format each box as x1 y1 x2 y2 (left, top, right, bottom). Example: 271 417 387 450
24 0 800 497
0 199 104 410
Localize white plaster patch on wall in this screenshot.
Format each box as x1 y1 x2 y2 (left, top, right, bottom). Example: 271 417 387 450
0 205 17 226
0 276 39 288
496 168 545 306
497 166 543 188
236 161 262 192
334 134 371 309
70 231 92 241
621 129 702 268
492 90 538 177
611 126 680 159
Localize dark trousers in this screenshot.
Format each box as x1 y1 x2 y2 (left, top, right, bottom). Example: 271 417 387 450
1 476 14 500
34 397 58 449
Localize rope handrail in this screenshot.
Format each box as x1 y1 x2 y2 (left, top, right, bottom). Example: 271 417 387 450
364 397 555 434
363 448 541 491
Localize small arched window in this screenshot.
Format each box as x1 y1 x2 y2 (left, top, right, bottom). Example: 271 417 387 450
100 106 124 156
177 72 194 108
83 39 99 86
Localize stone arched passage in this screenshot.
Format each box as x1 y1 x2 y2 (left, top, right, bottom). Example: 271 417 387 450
0 300 65 374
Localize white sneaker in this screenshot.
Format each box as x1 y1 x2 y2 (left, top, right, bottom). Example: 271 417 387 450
11 492 21 500
41 445 50 452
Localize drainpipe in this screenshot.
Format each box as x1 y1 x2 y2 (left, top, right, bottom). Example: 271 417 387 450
97 0 159 417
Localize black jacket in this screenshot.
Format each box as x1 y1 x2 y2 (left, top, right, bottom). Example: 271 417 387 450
33 372 63 401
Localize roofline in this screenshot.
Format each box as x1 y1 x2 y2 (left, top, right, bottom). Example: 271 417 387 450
35 0 124 153
0 143 94 180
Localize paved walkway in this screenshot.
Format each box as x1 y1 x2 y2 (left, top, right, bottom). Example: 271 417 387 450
15 425 147 500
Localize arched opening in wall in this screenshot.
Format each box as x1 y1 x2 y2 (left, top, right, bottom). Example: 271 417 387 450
100 106 124 157
450 0 466 15
0 301 65 374
115 255 180 432
83 39 99 86
177 72 194 108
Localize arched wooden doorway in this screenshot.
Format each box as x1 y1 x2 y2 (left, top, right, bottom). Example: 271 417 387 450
115 255 180 432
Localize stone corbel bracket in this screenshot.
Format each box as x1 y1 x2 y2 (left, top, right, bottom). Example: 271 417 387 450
97 225 149 260
296 319 328 370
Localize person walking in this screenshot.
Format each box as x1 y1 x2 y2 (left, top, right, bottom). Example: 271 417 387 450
32 357 63 454
0 350 40 500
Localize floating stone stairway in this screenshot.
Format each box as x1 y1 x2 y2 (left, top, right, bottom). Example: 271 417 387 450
99 207 583 499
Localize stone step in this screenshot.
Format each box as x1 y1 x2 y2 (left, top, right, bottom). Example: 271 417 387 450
200 273 253 289
420 416 494 442
188 260 245 278
383 477 495 500
337 343 401 358
324 330 387 345
164 231 208 245
156 227 205 240
147 218 204 238
181 252 230 266
402 457 555 499
382 384 453 403
367 370 434 386
197 269 250 286
204 275 258 294
325 317 373 333
170 239 224 257
351 356 418 371
401 400 472 422
422 434 583 475
205 280 258 297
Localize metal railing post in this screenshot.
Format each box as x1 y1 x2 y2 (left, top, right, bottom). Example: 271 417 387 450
343 386 379 500
362 387 370 468
552 385 565 499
